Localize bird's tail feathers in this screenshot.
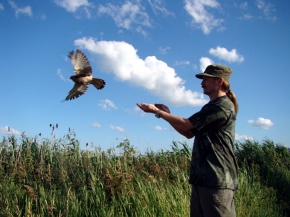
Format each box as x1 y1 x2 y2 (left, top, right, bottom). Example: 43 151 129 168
91 78 106 90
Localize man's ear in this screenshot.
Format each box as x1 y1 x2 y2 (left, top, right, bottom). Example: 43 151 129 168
215 77 224 85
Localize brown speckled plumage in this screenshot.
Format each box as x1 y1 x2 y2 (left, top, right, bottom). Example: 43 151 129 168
63 49 105 101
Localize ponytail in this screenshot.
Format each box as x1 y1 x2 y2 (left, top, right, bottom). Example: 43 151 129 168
223 81 239 115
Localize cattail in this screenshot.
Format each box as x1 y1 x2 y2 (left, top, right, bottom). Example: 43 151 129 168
15 161 27 182
35 168 42 181
104 169 112 189
23 185 37 200
45 164 51 183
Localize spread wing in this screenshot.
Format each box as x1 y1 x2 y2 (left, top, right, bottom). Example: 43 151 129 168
68 49 92 75
64 83 89 101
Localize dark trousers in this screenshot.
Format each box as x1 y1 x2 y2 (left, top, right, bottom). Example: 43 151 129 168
190 186 236 217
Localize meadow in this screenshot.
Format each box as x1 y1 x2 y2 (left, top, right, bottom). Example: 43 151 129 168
0 125 290 217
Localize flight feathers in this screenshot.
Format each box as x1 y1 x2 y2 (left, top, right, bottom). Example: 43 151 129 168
63 49 105 101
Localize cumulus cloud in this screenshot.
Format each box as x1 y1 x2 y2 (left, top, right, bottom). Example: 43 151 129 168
91 122 101 128
0 126 20 135
55 0 91 13
248 117 274 129
74 37 208 106
209 46 244 63
98 99 118 110
235 134 254 141
110 125 125 132
98 1 151 34
9 1 32 17
199 57 214 72
184 0 223 34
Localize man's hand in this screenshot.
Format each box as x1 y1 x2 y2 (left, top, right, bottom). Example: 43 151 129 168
137 102 194 138
136 103 158 113
155 104 170 114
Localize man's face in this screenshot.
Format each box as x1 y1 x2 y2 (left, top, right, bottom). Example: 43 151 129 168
201 76 219 95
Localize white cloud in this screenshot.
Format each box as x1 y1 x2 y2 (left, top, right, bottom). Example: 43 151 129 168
57 68 72 83
209 46 244 63
235 133 254 141
0 126 20 135
235 2 253 20
40 14 47 20
155 125 166 130
184 0 223 34
159 46 171 55
110 125 125 132
239 2 248 10
135 26 148 37
55 0 91 13
0 3 4 10
74 37 208 107
174 60 191 66
248 117 274 130
9 1 32 17
255 0 276 21
57 68 66 81
199 57 214 72
91 122 101 128
98 99 118 110
148 0 174 16
125 106 145 116
98 1 151 32
241 14 253 20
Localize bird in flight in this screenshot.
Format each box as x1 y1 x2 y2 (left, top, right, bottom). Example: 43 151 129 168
63 49 105 101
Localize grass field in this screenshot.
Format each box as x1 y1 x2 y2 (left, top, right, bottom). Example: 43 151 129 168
1 126 289 216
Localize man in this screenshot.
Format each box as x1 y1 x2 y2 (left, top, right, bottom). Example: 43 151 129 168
137 64 238 217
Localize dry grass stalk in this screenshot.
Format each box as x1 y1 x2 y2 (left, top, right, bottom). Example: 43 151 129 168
66 187 71 217
23 185 37 200
45 164 51 183
45 199 57 217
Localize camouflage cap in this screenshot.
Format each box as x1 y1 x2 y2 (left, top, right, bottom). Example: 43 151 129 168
195 64 232 82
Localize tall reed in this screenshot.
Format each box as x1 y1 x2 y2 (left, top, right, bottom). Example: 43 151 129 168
0 127 289 216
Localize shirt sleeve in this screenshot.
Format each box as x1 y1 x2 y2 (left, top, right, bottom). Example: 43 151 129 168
188 103 228 133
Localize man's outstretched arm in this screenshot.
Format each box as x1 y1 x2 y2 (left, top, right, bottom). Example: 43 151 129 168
137 103 195 139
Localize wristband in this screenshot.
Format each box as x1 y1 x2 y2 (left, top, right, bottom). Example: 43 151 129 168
155 109 161 118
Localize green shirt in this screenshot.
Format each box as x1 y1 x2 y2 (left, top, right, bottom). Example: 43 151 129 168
188 95 238 190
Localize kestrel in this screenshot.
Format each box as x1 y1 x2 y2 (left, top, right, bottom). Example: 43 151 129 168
63 49 105 101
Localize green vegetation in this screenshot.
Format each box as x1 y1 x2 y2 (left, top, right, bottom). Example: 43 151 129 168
0 126 289 216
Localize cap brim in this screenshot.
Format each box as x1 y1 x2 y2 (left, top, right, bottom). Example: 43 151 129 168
195 73 218 79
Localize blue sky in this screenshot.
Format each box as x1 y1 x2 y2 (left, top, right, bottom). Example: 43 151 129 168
1 0 289 152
